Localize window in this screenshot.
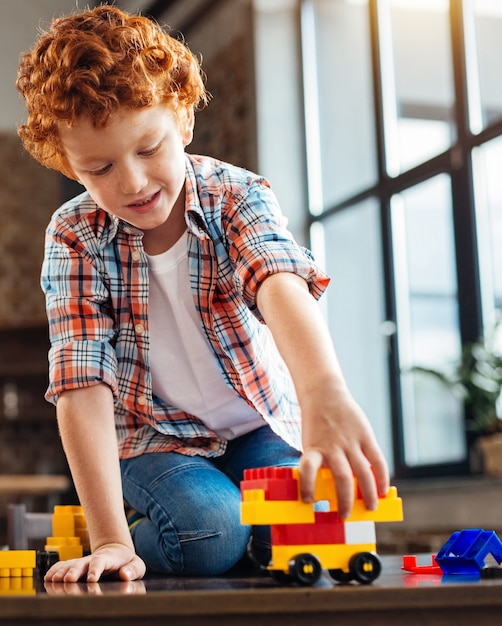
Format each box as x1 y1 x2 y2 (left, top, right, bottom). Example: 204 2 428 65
321 200 393 466
383 0 455 174
305 0 378 209
254 0 502 477
392 175 465 466
473 137 502 326
470 0 502 131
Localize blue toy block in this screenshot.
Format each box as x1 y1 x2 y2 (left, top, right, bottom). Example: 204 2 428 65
435 529 502 575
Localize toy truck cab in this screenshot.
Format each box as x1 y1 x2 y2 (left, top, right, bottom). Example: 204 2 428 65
241 466 403 586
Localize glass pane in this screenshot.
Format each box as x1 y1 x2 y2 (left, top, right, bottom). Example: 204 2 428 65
318 199 393 473
254 0 308 245
391 175 465 466
473 136 502 330
471 0 502 131
310 0 377 210
382 0 456 175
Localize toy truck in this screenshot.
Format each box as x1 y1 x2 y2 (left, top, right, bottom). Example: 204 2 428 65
241 466 403 585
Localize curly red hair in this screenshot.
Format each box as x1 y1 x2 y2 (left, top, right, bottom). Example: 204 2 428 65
17 5 208 178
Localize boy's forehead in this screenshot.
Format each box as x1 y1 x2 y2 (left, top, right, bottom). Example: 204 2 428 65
59 102 183 131
57 104 184 159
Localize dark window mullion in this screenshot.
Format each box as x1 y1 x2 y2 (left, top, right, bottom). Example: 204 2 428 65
449 0 483 346
368 0 406 476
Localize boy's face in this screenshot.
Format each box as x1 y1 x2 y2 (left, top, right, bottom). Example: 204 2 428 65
58 103 194 241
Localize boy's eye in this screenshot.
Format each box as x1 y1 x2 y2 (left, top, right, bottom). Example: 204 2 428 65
140 143 161 157
90 164 112 176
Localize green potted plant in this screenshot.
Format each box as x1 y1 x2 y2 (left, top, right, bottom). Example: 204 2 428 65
414 319 502 474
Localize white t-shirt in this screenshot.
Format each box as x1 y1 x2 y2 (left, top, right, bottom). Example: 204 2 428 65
147 232 265 439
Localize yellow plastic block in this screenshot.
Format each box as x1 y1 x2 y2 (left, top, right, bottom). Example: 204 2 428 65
311 467 339 502
52 513 76 536
0 551 36 578
50 505 89 553
0 576 35 595
345 487 403 523
74 513 87 529
57 546 84 561
242 467 402 522
241 496 316 525
76 529 90 552
46 536 83 561
46 536 81 547
52 505 87 536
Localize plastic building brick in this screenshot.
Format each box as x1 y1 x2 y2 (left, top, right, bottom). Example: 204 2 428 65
37 551 59 577
241 466 403 586
51 505 90 552
0 550 36 578
401 554 443 575
434 528 502 575
45 536 84 561
45 505 90 562
0 576 35 595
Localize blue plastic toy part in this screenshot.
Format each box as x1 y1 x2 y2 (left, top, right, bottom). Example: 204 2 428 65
435 529 502 575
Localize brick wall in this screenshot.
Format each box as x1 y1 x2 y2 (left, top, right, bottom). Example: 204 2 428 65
0 133 60 328
189 32 257 172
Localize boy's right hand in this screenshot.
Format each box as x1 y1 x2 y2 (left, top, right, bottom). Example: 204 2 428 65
44 543 146 583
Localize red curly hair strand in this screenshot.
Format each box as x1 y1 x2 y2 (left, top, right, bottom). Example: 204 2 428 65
17 5 208 179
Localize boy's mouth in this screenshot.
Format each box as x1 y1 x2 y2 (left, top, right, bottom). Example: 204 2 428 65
127 190 160 212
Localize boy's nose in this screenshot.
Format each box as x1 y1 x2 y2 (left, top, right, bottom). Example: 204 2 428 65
120 164 148 195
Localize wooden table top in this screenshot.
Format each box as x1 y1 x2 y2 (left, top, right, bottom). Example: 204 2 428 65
1 555 501 625
0 475 70 495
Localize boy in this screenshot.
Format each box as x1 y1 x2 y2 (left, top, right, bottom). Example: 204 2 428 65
16 5 389 583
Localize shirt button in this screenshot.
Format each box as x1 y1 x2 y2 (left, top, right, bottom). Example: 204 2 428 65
123 227 132 234
137 395 147 406
131 250 141 261
135 323 145 335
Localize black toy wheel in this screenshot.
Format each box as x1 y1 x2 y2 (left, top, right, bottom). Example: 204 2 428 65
288 553 322 586
349 552 382 584
328 568 353 584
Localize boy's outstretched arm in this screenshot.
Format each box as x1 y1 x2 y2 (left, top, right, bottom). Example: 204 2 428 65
256 272 389 519
45 384 146 583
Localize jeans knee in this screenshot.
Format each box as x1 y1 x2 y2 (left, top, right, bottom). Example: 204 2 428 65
135 519 251 576
177 523 251 576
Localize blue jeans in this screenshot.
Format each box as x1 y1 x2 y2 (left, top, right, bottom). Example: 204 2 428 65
120 425 300 576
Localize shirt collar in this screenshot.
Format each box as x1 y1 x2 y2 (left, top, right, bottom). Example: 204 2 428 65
184 154 210 239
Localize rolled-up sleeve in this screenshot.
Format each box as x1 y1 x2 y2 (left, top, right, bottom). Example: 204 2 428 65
228 181 330 321
41 214 118 404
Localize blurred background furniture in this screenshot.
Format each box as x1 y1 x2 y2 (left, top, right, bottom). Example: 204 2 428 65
0 474 70 548
6 502 52 550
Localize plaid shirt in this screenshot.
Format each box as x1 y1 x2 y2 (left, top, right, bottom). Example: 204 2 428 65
41 154 330 459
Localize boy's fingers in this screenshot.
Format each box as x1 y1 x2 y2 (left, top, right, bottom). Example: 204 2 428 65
300 448 355 518
300 447 387 519
119 557 146 582
299 448 323 502
369 452 390 497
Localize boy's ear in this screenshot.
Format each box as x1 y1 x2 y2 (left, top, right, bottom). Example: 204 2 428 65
181 109 195 147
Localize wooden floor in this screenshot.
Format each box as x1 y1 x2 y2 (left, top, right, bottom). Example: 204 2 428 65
1 555 502 625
